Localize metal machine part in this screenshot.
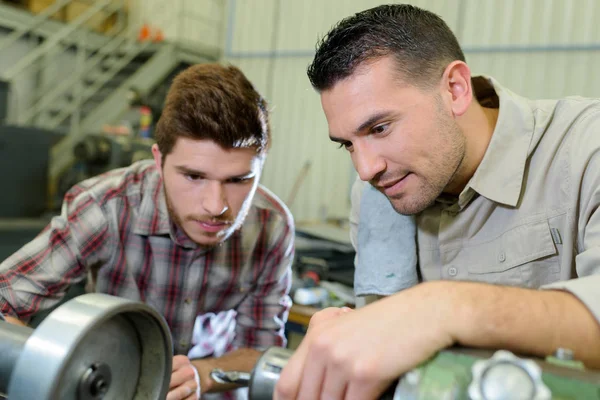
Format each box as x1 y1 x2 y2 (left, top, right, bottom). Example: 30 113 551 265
210 369 251 386
241 346 600 400
0 293 173 400
468 350 551 400
244 347 398 400
248 347 291 399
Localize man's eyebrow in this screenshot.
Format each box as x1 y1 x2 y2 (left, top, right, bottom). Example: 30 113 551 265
174 165 207 177
226 171 255 180
329 111 395 143
174 165 255 180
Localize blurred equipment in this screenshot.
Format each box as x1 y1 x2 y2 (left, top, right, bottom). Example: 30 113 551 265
225 347 600 399
0 80 8 123
294 226 356 288
56 133 153 204
0 293 172 400
0 125 60 218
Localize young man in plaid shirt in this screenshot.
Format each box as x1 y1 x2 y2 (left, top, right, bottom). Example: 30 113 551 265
0 63 294 400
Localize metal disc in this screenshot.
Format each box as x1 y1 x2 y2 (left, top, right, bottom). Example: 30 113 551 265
8 293 172 400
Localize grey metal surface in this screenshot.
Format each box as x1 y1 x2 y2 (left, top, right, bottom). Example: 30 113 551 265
7 293 173 400
211 369 251 385
0 323 30 395
248 347 292 400
469 350 551 400
553 348 574 361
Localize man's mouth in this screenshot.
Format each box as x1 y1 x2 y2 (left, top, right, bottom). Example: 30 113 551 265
377 174 410 197
193 220 232 233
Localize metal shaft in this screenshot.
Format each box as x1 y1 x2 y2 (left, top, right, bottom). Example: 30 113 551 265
0 322 31 395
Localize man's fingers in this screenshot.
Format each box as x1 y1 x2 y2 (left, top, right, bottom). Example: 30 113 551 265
296 340 328 400
307 307 348 331
319 358 348 400
344 377 392 400
169 364 196 389
274 332 314 400
166 384 195 400
172 355 190 370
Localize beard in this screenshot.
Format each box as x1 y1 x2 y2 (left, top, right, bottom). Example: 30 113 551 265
384 100 466 215
163 182 255 248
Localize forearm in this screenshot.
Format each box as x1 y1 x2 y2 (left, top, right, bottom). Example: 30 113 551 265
445 281 600 368
191 348 262 393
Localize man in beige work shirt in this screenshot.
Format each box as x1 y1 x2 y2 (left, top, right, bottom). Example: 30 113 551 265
274 4 600 400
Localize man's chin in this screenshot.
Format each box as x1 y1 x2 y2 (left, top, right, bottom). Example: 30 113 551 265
192 233 229 247
388 196 433 216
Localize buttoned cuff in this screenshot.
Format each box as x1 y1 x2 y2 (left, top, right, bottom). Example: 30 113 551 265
542 276 600 323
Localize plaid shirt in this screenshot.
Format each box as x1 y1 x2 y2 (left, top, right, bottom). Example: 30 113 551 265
0 160 294 355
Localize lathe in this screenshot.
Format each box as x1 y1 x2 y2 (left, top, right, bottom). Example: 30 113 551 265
2 296 600 399
218 346 600 399
0 294 172 399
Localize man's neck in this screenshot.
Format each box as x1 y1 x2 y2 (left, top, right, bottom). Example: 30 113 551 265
448 101 500 195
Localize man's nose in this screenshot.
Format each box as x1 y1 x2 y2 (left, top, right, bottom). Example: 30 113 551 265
353 143 386 182
201 181 229 216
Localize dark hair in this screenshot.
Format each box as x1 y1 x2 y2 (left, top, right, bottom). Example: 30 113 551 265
155 63 269 158
307 4 465 91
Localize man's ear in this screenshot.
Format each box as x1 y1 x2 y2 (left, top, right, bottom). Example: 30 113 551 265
440 61 473 117
151 144 164 177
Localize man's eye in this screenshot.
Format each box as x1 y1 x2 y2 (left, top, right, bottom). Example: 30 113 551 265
372 124 388 134
228 177 252 184
337 142 352 150
185 174 202 181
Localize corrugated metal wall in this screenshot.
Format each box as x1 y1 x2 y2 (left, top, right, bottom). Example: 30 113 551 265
223 0 600 222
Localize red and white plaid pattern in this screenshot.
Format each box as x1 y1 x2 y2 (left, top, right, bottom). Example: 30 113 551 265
0 160 294 356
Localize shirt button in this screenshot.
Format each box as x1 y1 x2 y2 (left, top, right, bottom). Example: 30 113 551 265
184 298 192 305
448 267 458 276
180 339 188 347
498 251 506 262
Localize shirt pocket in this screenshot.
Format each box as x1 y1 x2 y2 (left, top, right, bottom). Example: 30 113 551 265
464 218 559 287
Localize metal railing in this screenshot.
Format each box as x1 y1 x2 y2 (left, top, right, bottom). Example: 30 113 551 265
0 0 136 134
0 0 225 136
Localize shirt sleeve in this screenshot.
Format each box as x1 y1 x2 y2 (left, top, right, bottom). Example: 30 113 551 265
542 110 600 323
350 176 367 255
234 211 295 350
0 186 112 319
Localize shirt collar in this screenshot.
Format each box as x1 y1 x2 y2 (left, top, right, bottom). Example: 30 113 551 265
459 76 535 208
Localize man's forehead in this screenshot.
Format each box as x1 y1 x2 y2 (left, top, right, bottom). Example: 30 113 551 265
168 138 262 173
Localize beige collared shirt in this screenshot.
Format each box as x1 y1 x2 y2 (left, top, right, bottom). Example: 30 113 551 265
351 77 600 322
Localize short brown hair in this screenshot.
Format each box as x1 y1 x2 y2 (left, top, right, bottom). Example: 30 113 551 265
155 63 270 158
308 4 465 91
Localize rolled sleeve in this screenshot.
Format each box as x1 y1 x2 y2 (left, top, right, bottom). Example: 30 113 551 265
541 120 600 324
542 276 600 322
234 214 294 350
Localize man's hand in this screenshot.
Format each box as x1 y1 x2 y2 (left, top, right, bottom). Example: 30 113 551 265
275 282 455 400
167 355 201 400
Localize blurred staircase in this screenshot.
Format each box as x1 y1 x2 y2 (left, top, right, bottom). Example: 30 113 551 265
0 0 220 181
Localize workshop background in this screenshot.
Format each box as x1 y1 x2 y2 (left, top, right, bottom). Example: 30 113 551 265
0 0 599 323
